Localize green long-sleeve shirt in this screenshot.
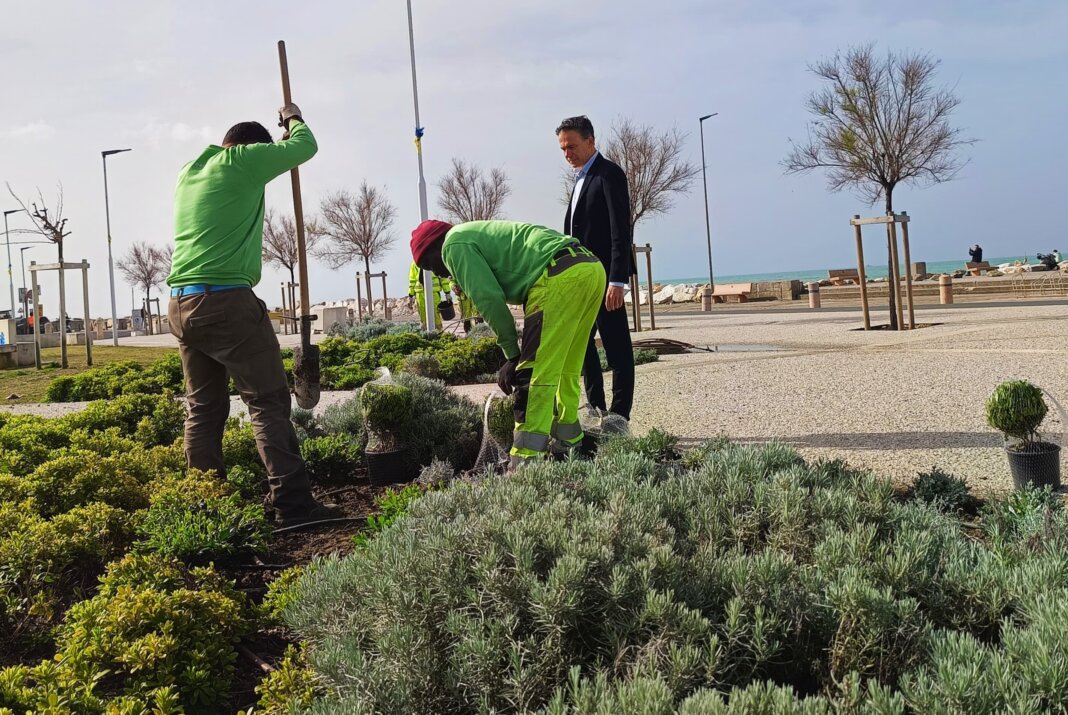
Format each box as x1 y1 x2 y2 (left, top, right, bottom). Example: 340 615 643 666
167 120 317 288
441 220 575 359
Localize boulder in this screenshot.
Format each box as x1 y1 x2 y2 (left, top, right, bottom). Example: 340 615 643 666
623 289 648 306
672 284 698 303
653 286 675 305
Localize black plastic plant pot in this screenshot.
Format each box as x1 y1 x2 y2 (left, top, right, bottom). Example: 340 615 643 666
1006 442 1062 490
365 448 416 486
437 301 456 321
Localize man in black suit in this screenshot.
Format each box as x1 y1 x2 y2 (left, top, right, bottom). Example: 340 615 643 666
557 115 634 421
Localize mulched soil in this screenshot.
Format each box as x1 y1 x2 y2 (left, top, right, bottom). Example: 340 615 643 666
222 473 389 713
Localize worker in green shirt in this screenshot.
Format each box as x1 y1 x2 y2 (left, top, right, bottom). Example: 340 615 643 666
410 219 606 465
406 261 450 330
167 103 339 527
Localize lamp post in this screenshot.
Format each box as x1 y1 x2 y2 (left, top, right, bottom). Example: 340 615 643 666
19 246 32 320
698 113 718 291
406 0 436 331
102 148 132 346
3 209 26 317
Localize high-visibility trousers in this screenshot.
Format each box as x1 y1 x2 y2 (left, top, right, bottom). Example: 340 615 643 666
511 246 606 464
413 291 443 330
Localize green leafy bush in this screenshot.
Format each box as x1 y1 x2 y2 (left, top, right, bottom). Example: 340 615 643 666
360 383 413 451
985 379 1048 444
487 394 515 450
392 372 483 471
62 393 185 448
135 490 270 564
352 484 426 548
0 502 134 649
284 438 1068 713
44 353 185 402
22 450 150 517
261 566 312 626
597 427 682 462
0 554 250 712
302 434 363 482
401 352 442 379
254 645 319 714
223 418 266 478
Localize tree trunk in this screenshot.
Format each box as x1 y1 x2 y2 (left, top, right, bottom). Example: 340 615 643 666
885 191 898 330
145 289 153 335
288 265 297 329
363 255 374 318
57 241 68 368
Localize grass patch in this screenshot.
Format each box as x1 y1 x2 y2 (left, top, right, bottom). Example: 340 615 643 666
0 346 177 404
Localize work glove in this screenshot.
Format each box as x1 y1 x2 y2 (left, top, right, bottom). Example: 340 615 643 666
497 357 519 395
278 103 303 128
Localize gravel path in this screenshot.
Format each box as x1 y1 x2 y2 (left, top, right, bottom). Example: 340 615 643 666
6 301 1065 495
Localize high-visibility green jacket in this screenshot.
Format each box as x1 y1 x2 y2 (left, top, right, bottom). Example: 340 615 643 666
408 262 450 296
168 120 317 287
441 220 575 359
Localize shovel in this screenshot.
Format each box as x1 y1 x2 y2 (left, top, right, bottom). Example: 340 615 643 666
277 40 319 409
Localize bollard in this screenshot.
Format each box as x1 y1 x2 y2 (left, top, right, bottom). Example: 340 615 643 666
939 274 953 305
701 287 713 312
807 282 821 309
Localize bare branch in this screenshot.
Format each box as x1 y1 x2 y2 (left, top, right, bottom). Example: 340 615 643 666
310 183 397 270
599 118 701 230
262 208 320 278
783 45 976 213
6 182 70 245
435 158 512 223
117 242 170 295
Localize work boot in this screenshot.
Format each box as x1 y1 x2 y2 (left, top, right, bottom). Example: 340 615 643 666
274 499 344 528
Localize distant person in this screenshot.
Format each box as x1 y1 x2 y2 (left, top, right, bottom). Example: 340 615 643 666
1054 250 1063 264
556 115 635 422
407 260 450 330
166 102 338 528
968 244 983 264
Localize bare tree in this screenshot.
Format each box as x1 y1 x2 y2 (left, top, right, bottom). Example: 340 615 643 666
7 183 74 364
436 158 511 222
783 45 975 327
117 242 170 335
311 183 397 315
573 119 700 234
263 209 321 287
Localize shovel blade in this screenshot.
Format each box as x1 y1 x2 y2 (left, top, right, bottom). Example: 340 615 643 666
293 343 321 409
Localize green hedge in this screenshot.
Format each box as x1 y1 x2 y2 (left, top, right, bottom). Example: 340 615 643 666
282 440 1068 713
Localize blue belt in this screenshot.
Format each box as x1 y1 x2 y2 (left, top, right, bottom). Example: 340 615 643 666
170 284 248 297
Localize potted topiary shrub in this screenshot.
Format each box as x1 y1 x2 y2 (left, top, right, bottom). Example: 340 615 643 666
486 394 516 456
985 380 1061 490
361 382 417 486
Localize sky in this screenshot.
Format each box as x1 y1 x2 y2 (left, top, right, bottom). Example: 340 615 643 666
2 0 1066 319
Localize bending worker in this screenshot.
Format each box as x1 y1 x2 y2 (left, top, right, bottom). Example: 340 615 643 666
410 219 606 465
407 260 451 330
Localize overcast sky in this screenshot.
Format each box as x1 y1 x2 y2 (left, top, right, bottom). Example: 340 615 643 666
3 0 1066 318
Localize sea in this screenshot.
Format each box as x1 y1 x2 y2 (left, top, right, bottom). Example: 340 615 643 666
662 256 1032 286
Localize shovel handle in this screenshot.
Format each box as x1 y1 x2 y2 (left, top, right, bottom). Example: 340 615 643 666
277 41 312 328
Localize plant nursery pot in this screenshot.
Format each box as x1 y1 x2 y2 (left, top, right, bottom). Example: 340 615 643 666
365 447 417 486
1006 442 1061 490
437 301 456 321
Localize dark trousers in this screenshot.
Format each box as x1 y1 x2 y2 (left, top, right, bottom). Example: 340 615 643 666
168 288 314 517
582 302 634 420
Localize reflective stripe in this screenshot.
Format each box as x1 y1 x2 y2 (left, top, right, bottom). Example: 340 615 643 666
512 430 550 452
552 421 583 444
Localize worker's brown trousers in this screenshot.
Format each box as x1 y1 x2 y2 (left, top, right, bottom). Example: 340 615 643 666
168 288 313 517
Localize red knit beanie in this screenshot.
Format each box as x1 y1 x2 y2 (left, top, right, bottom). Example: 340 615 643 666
410 220 453 265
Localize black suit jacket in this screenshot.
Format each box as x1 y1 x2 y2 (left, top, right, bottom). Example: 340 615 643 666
564 154 634 284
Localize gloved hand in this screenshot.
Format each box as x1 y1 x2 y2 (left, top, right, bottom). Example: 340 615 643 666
278 103 303 128
497 357 519 395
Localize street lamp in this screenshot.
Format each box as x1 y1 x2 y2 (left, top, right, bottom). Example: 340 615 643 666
102 148 132 346
406 0 436 331
698 113 719 291
19 246 32 320
3 208 26 317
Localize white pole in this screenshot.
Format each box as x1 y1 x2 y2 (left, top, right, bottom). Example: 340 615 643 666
407 0 437 331
3 212 13 317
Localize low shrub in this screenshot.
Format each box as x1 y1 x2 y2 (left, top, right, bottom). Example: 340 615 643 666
44 353 185 402
135 489 270 564
352 484 426 548
222 418 266 478
22 449 150 517
326 316 422 341
302 434 363 483
0 554 250 712
361 382 413 452
401 352 442 379
284 439 1068 713
597 426 682 462
597 346 660 371
254 645 319 714
393 372 482 470
907 468 978 514
62 393 185 448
